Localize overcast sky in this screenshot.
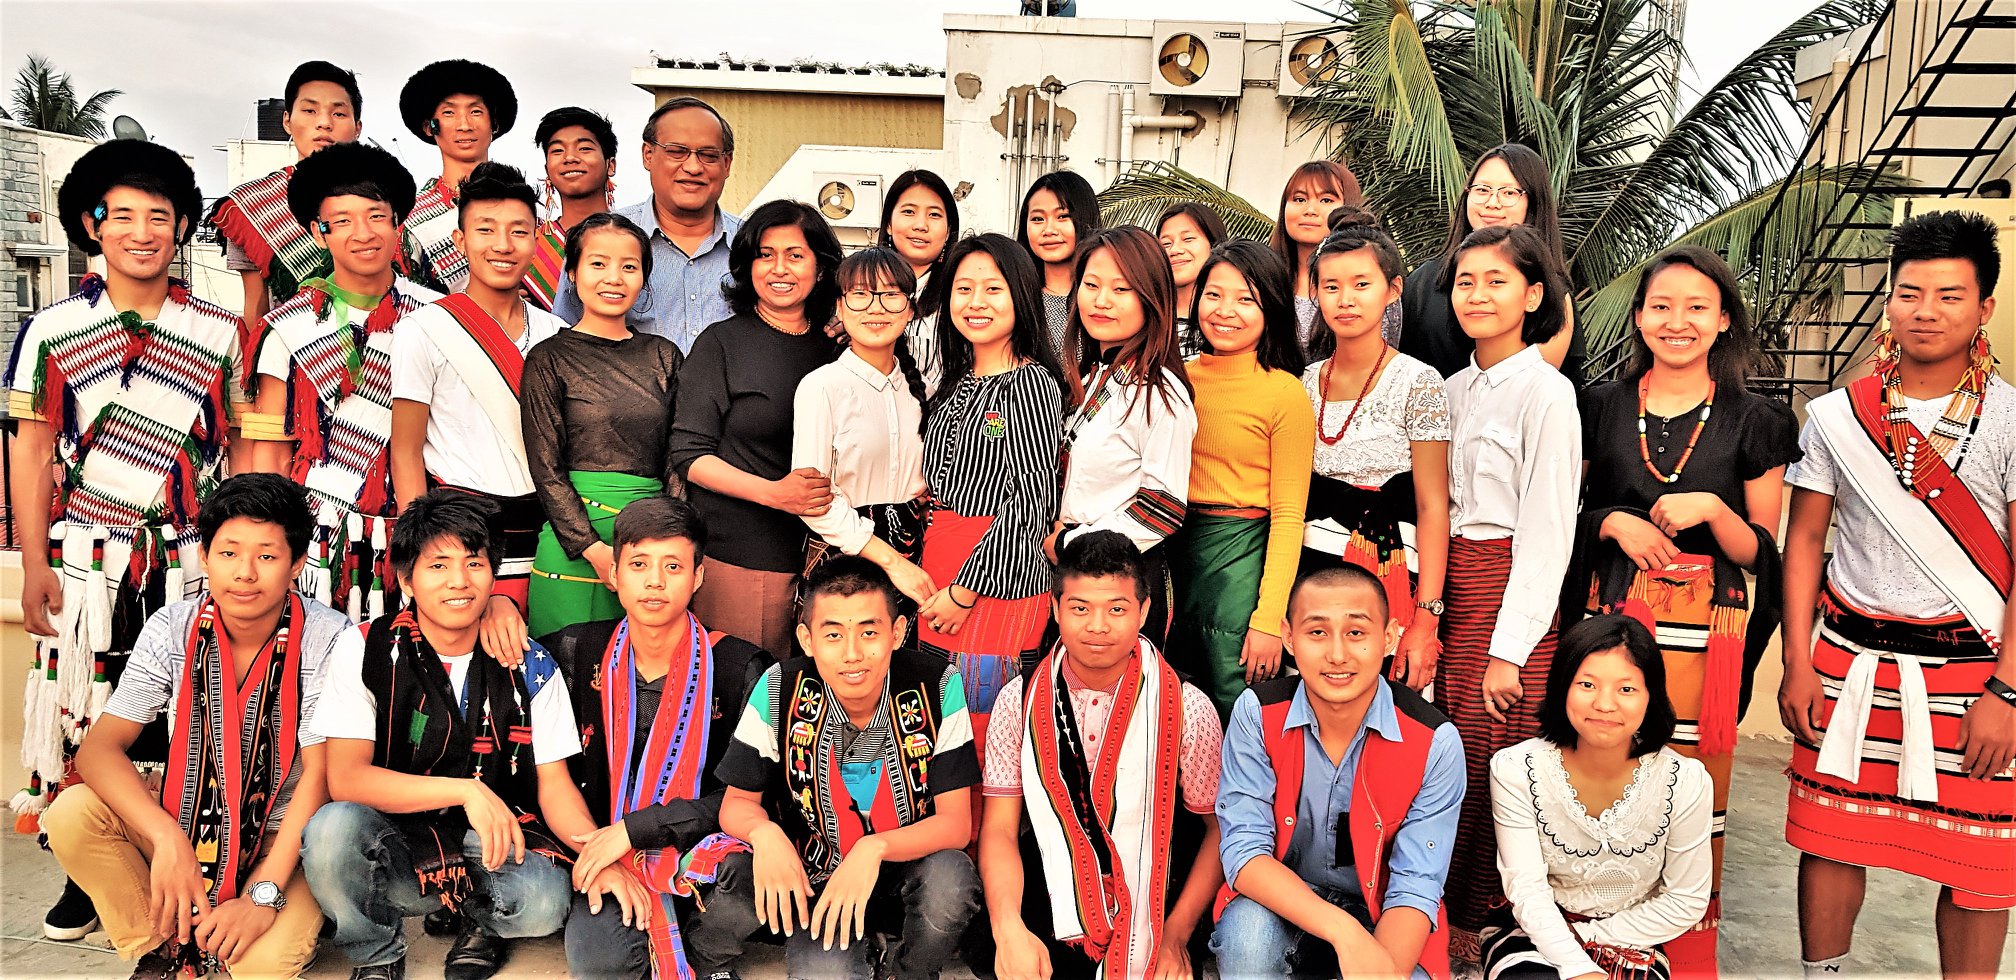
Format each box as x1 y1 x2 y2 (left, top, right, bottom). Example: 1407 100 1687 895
3 0 1820 199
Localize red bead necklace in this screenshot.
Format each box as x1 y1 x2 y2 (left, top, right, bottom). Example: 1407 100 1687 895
1637 380 1714 484
1317 345 1390 446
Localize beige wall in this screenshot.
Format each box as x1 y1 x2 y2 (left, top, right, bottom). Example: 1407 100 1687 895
642 89 942 214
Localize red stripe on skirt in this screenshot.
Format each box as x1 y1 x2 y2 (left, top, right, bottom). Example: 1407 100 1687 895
916 509 1049 764
1785 593 2015 910
1440 536 1558 947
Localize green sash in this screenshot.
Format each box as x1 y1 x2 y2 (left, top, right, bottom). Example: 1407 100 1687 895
528 471 663 637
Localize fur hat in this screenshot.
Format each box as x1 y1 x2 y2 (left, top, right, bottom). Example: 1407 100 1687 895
58 139 201 257
287 141 418 228
399 59 517 143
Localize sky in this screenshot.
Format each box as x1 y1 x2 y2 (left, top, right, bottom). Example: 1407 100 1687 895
2 0 1823 198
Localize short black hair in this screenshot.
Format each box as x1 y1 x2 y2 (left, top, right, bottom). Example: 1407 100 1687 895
724 199 845 325
1538 614 1676 755
1288 563 1388 623
643 96 734 154
456 161 537 227
612 496 706 562
1888 209 2001 298
285 61 362 117
1442 223 1570 346
535 106 618 161
1053 530 1150 600
197 474 313 561
390 489 500 580
799 555 900 623
564 211 654 281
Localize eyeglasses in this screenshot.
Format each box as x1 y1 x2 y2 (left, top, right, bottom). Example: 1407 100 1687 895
1468 184 1527 204
842 289 911 313
646 139 729 168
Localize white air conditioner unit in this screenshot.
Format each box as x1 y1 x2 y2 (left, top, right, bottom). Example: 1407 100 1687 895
1278 23 1347 98
812 173 885 229
1148 22 1245 98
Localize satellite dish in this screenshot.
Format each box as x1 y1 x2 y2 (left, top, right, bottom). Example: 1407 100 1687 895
1158 33 1209 87
1287 36 1340 87
818 181 855 221
112 115 149 141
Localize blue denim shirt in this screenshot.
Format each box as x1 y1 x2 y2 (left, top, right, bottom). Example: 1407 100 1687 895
1216 679 1465 927
554 198 741 352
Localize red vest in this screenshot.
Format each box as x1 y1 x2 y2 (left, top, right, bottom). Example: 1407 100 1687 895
1213 677 1452 979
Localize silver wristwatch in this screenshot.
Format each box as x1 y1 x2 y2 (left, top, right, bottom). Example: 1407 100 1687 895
248 880 286 911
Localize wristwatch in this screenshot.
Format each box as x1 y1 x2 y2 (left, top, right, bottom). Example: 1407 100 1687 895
1416 598 1446 617
247 881 286 911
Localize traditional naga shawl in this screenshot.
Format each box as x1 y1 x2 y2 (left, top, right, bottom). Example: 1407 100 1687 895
522 220 567 311
404 176 469 294
360 610 565 906
6 275 237 808
599 615 748 980
1022 640 1183 980
774 650 950 884
159 594 308 975
252 277 442 618
206 167 332 303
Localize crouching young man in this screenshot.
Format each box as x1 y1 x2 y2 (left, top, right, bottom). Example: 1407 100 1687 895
537 496 774 979
301 490 578 980
715 557 983 979
1212 565 1465 980
980 530 1226 980
47 474 347 979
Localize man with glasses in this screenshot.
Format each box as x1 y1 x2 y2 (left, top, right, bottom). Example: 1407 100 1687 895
555 97 738 352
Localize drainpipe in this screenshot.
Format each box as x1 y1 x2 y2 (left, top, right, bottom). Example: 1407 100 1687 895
1043 88 1059 175
1118 86 1136 174
1106 85 1121 182
1827 47 1854 164
1126 111 1198 170
1022 89 1039 181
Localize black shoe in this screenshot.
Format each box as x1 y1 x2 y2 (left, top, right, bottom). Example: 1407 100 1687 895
422 906 461 936
44 879 99 941
444 925 507 980
126 946 178 980
348 960 406 980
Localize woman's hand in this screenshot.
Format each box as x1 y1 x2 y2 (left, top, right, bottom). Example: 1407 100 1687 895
1649 492 1727 537
583 541 616 589
478 595 531 668
884 557 938 607
1392 618 1439 691
919 585 975 636
1482 658 1524 723
1240 629 1284 684
1600 512 1679 571
769 467 835 516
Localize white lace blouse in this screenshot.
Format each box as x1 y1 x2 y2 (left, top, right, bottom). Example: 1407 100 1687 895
1301 352 1450 487
1490 738 1713 978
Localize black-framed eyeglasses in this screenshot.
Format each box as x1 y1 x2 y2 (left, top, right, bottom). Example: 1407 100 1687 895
646 139 729 168
842 289 911 313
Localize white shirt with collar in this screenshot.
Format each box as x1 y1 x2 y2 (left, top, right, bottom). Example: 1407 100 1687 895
790 347 929 555
1446 343 1581 666
1058 364 1198 553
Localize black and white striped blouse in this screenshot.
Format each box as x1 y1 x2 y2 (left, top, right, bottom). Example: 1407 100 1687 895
924 363 1063 600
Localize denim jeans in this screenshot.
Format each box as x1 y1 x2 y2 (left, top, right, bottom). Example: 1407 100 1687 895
783 849 980 980
1211 889 1425 980
564 847 765 979
301 801 571 968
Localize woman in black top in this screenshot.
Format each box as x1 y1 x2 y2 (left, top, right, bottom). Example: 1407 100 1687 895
523 214 684 637
1399 144 1585 382
668 201 845 653
1561 245 1799 977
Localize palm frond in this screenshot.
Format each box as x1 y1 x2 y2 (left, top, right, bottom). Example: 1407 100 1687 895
1579 162 1898 381
1096 161 1274 241
9 54 119 138
1572 0 1887 293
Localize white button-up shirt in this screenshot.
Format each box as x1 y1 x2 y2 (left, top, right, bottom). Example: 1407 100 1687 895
1058 365 1198 553
790 348 928 555
1446 344 1581 666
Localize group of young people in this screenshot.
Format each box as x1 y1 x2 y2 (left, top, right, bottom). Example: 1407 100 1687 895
5 53 2010 980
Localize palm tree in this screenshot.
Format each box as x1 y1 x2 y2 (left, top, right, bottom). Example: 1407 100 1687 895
1096 0 1893 380
5 55 123 140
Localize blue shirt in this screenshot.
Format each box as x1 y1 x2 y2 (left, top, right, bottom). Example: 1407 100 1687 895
1216 679 1465 928
554 198 742 352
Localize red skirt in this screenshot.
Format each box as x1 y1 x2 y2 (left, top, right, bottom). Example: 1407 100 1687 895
915 509 1048 763
1786 587 2016 911
1439 536 1558 951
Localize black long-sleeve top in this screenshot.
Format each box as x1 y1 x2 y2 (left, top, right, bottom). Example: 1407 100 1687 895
520 329 685 558
542 618 775 851
667 313 836 572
